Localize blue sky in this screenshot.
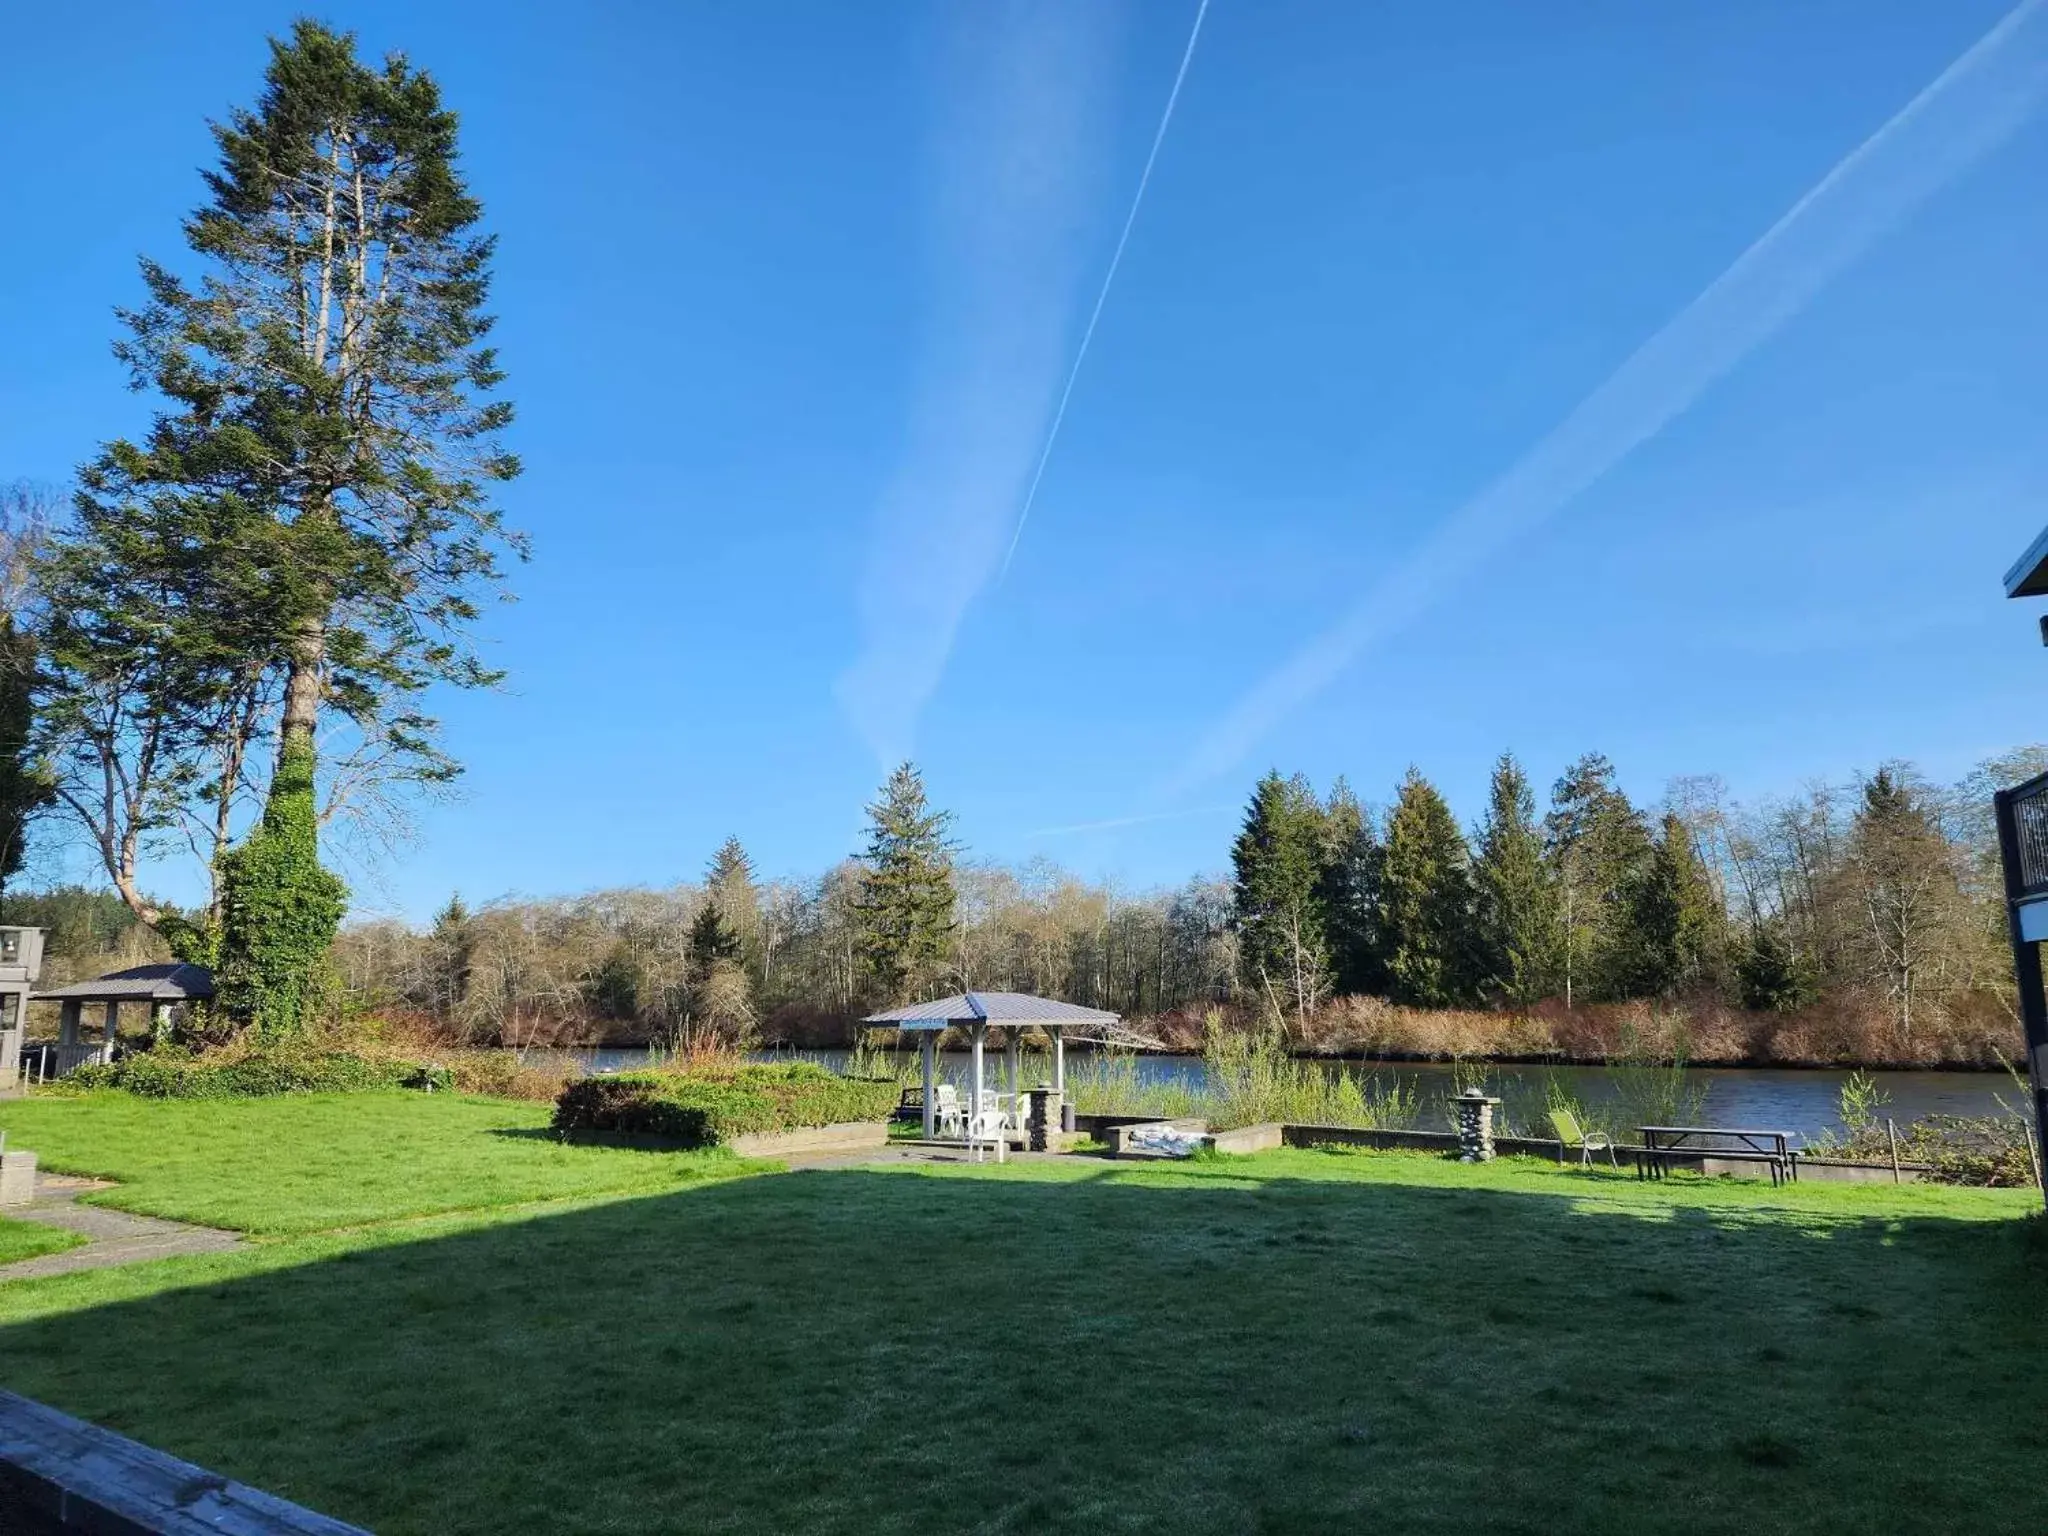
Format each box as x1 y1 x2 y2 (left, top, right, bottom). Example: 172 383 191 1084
3 0 2047 920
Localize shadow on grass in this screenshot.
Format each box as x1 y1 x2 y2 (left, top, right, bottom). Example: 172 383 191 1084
0 1157 2041 1536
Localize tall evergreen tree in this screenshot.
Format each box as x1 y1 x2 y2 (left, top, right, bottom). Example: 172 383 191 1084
852 763 958 998
705 836 761 968
427 893 474 1024
1472 753 1554 1006
1543 753 1652 1004
687 899 744 973
1230 771 1332 1022
1621 813 1725 996
72 21 523 1024
1379 769 1477 1007
1840 765 1963 1041
1318 777 1387 997
1735 920 1811 1013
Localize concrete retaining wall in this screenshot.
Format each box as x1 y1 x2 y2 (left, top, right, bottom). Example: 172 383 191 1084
726 1121 889 1159
1079 1115 1930 1183
1209 1123 1284 1154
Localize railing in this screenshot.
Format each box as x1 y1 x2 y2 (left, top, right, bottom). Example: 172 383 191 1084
1998 770 2048 900
13 1041 112 1085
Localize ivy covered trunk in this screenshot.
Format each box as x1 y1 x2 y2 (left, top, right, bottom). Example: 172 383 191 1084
215 732 347 1038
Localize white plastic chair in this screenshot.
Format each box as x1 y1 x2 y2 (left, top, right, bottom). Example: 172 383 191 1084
933 1084 965 1138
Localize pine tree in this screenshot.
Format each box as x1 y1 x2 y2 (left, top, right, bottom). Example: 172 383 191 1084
1318 778 1386 997
1379 769 1477 1007
852 763 958 998
705 836 761 968
1622 813 1724 996
1230 771 1332 1022
1736 922 1810 1013
1544 753 1652 1004
79 21 522 1018
427 894 474 1024
1472 753 1554 1006
1840 765 1963 1041
687 899 744 974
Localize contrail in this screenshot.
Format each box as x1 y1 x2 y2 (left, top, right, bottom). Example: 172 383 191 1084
996 0 1213 584
1168 0 2048 795
1027 801 1235 838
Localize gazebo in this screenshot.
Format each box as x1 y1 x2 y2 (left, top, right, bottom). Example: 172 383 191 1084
34 963 216 1072
862 991 1121 1147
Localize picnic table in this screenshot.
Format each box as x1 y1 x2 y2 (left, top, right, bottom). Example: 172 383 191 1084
1635 1125 1799 1186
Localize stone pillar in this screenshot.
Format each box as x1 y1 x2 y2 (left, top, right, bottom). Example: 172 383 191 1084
1028 1083 1056 1152
1455 1088 1501 1163
0 1148 35 1206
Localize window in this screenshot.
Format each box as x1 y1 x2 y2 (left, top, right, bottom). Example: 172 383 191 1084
0 931 19 966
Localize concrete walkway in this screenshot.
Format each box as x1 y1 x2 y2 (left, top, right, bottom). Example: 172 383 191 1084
0 1174 241 1282
780 1142 1083 1172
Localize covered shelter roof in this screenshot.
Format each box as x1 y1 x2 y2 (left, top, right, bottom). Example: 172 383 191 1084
2007 525 2048 598
863 991 1119 1031
35 963 216 1003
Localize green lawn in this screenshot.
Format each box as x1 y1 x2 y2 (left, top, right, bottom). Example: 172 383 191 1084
0 1090 748 1233
0 1092 2042 1535
0 1215 83 1266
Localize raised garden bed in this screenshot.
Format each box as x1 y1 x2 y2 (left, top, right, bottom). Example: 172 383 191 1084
551 1062 898 1151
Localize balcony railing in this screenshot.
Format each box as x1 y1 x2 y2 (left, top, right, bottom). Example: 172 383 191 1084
1998 770 2048 900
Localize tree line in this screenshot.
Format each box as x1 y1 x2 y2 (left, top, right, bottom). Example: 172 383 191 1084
1231 748 2034 1053
324 746 2036 1065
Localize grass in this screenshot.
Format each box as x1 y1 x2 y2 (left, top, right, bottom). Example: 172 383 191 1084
0 1091 750 1234
0 1092 2042 1534
0 1215 83 1266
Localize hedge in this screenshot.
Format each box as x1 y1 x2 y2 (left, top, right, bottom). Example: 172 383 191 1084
552 1062 900 1148
64 1049 441 1100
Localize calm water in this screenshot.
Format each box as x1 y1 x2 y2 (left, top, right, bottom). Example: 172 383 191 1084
561 1046 2023 1145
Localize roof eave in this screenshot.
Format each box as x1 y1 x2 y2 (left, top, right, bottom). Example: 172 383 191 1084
2005 525 2048 597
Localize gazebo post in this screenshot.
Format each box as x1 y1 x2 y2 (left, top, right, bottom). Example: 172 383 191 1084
969 1023 986 1159
58 1001 80 1048
1052 1028 1065 1095
1005 1032 1020 1140
920 1031 935 1139
101 1000 118 1063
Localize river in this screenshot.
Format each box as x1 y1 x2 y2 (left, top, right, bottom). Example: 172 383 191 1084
562 1046 2024 1144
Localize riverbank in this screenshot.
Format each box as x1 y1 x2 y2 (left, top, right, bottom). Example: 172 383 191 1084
504 993 2029 1074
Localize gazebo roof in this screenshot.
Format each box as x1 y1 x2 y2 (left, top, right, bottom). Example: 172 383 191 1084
34 963 216 1003
862 991 1119 1031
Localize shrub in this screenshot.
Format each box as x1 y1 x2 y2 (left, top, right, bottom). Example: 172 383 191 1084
65 1047 420 1100
435 1050 579 1102
551 1063 899 1148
